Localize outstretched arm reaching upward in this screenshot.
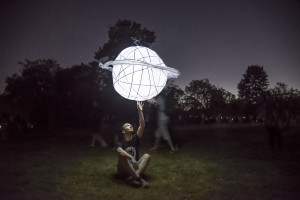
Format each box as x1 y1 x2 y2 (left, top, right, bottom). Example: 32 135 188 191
136 102 145 138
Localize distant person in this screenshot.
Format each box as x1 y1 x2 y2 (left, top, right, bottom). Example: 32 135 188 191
90 117 108 148
150 96 176 153
168 115 180 151
115 102 150 189
263 92 289 152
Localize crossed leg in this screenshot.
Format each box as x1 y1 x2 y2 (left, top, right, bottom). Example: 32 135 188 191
137 153 151 175
118 153 151 178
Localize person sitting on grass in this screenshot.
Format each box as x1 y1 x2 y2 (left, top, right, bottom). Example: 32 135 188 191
115 102 150 189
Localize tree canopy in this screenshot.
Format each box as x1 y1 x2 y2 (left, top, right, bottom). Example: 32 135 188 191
184 79 235 120
269 82 300 116
94 19 156 61
238 65 269 104
3 59 61 126
1 19 300 133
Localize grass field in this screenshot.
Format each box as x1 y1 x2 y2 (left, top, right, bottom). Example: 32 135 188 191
0 124 300 200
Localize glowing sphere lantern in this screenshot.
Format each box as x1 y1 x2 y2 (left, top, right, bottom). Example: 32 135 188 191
99 46 180 101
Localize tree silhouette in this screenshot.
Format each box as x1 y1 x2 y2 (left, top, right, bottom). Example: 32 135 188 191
184 79 235 120
269 82 300 118
53 62 106 128
94 19 156 61
210 88 236 117
185 79 213 112
1 20 158 131
270 82 295 101
161 80 185 121
238 65 269 104
3 59 61 127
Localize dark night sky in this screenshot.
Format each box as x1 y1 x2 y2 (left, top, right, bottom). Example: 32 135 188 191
1 0 299 95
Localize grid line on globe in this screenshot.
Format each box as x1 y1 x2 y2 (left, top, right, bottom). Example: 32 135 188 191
112 46 168 101
99 46 180 101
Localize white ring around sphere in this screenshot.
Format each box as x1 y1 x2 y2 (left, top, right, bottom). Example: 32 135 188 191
100 46 180 101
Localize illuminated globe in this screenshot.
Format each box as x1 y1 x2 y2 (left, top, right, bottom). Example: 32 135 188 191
99 46 180 101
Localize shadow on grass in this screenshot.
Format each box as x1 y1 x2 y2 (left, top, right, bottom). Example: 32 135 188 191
110 173 154 189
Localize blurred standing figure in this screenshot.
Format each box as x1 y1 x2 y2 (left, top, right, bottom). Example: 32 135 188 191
90 116 108 148
150 96 176 153
263 92 289 152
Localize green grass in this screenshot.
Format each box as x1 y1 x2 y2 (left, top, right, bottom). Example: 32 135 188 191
1 125 300 200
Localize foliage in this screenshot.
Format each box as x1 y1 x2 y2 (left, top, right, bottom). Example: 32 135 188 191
269 82 300 116
210 88 235 116
2 18 300 129
94 19 156 61
185 79 213 111
161 80 185 116
238 65 269 104
2 59 117 129
53 62 107 128
184 79 235 120
1 19 158 130
227 98 246 117
3 59 61 126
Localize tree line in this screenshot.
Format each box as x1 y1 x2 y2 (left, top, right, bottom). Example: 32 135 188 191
0 19 299 135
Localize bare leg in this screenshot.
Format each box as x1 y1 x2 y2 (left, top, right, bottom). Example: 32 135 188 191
166 139 176 152
137 153 151 175
160 120 176 152
150 138 161 151
90 134 107 148
90 134 97 146
95 134 107 148
118 156 139 178
119 155 150 188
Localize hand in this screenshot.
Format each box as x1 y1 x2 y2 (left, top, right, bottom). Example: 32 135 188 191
137 102 144 111
131 157 139 170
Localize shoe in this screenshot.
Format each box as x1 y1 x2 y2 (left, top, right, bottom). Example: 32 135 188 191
126 177 141 188
149 147 157 152
169 149 177 154
125 176 134 182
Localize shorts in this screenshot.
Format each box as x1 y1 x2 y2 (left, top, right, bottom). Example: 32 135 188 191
117 159 141 177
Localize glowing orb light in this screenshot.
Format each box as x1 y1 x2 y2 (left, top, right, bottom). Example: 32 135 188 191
99 46 180 101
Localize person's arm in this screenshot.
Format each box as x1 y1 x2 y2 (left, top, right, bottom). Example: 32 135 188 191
116 147 139 169
136 102 145 139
